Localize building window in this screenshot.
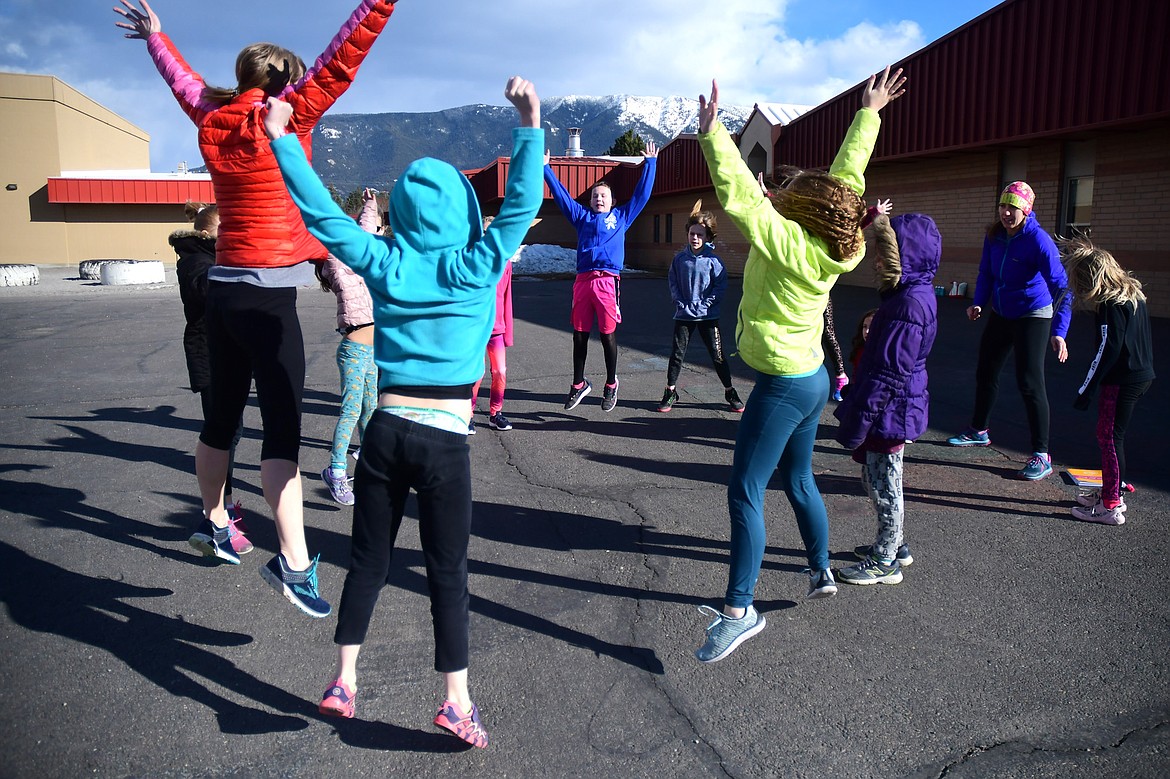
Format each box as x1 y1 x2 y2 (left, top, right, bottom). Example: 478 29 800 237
999 148 1027 193
1061 140 1096 237
653 214 660 244
665 213 673 245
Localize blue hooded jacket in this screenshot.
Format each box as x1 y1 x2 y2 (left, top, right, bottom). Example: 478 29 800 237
543 159 656 274
668 243 727 320
271 127 545 391
972 212 1070 338
835 213 941 449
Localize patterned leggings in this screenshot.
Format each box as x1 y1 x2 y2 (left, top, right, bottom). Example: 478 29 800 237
862 450 904 562
331 339 377 470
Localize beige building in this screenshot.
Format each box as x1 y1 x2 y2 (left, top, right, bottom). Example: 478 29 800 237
0 71 210 266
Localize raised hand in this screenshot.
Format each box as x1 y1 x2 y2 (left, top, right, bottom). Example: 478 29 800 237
113 0 161 39
262 97 294 140
875 198 893 215
862 65 907 112
504 76 540 129
698 80 719 134
643 140 658 159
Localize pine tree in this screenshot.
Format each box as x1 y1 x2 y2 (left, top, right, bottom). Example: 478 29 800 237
605 129 646 156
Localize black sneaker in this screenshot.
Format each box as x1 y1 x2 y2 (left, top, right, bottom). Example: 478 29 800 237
467 421 476 435
807 568 838 600
564 379 592 410
656 388 678 413
601 380 619 412
260 554 331 618
188 517 241 565
488 412 512 431
854 543 914 568
725 387 745 413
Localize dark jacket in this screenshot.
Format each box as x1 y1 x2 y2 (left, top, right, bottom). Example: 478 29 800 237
835 213 940 449
972 213 1071 337
169 230 215 392
1074 298 1156 409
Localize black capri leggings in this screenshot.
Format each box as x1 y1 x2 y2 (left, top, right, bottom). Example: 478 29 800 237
971 310 1052 453
199 281 305 462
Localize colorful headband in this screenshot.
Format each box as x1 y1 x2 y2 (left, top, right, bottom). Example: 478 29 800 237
999 181 1035 215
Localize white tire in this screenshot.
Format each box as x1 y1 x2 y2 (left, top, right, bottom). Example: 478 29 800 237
0 264 40 287
100 260 166 286
79 259 133 280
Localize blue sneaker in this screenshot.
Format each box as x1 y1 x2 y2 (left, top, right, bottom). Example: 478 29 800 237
947 428 991 447
188 517 241 565
1018 452 1053 481
260 554 331 618
807 568 838 600
854 543 913 567
695 604 766 663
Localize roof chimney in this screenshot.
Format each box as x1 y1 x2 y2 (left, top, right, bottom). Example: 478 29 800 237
566 128 584 157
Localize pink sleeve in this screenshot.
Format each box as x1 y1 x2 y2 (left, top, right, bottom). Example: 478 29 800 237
145 33 214 125
358 197 380 234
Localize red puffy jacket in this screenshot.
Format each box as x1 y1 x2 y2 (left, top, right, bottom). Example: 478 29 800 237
146 0 395 268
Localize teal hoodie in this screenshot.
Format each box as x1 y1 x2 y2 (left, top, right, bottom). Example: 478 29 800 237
271 127 545 391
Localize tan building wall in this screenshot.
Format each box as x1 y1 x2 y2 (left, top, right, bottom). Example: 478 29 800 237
0 72 195 266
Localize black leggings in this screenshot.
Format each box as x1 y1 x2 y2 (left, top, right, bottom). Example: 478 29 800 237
972 311 1052 453
666 319 732 388
199 389 244 496
199 281 304 462
334 411 472 673
573 330 618 386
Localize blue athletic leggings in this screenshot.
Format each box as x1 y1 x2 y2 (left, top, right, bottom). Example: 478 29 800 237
726 366 830 607
331 338 377 470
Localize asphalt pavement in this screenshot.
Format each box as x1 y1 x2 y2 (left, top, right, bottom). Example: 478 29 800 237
1 266 1168 778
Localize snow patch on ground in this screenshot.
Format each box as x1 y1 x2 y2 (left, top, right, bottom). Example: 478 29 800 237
510 244 648 276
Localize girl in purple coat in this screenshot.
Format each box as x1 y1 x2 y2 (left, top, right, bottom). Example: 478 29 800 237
834 213 940 584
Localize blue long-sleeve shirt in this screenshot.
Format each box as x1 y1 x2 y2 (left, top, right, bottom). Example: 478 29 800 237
543 158 657 274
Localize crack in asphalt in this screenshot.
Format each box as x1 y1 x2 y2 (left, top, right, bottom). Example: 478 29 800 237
931 719 1170 777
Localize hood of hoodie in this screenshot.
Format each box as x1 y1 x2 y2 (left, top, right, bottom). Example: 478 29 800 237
388 157 484 255
891 213 941 287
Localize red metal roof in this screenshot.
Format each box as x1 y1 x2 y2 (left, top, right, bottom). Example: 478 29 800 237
779 0 1170 171
47 177 215 205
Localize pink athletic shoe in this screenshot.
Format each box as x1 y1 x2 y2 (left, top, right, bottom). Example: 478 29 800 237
434 700 488 748
225 502 253 555
320 678 356 719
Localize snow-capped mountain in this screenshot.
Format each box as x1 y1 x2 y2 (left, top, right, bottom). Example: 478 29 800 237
310 95 752 195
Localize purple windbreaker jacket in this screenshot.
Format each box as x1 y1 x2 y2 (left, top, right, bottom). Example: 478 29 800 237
835 214 941 449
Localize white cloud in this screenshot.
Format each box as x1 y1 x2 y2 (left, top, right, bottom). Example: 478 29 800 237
0 0 932 171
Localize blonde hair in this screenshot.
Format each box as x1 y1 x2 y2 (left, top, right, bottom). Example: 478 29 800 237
184 201 219 233
1060 237 1145 310
202 43 306 104
770 167 866 261
687 199 718 241
870 214 901 292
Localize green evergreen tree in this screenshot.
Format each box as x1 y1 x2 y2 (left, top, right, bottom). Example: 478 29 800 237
605 129 646 156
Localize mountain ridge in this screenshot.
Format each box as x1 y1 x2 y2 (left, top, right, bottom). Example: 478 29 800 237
307 94 753 194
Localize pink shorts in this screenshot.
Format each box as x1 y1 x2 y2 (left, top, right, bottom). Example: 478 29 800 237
571 271 622 334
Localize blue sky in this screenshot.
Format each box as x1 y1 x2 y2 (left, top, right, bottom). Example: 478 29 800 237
1 0 1003 172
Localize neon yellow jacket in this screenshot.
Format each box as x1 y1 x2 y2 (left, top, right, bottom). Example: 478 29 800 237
698 108 880 376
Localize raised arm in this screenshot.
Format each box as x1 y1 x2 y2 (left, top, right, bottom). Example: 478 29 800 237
287 0 398 129
115 0 209 124
828 66 904 194
467 77 546 280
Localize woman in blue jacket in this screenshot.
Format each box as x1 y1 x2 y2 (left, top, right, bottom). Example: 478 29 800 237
947 181 1070 481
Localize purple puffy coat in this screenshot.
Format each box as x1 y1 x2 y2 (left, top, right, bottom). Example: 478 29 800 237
834 213 941 449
